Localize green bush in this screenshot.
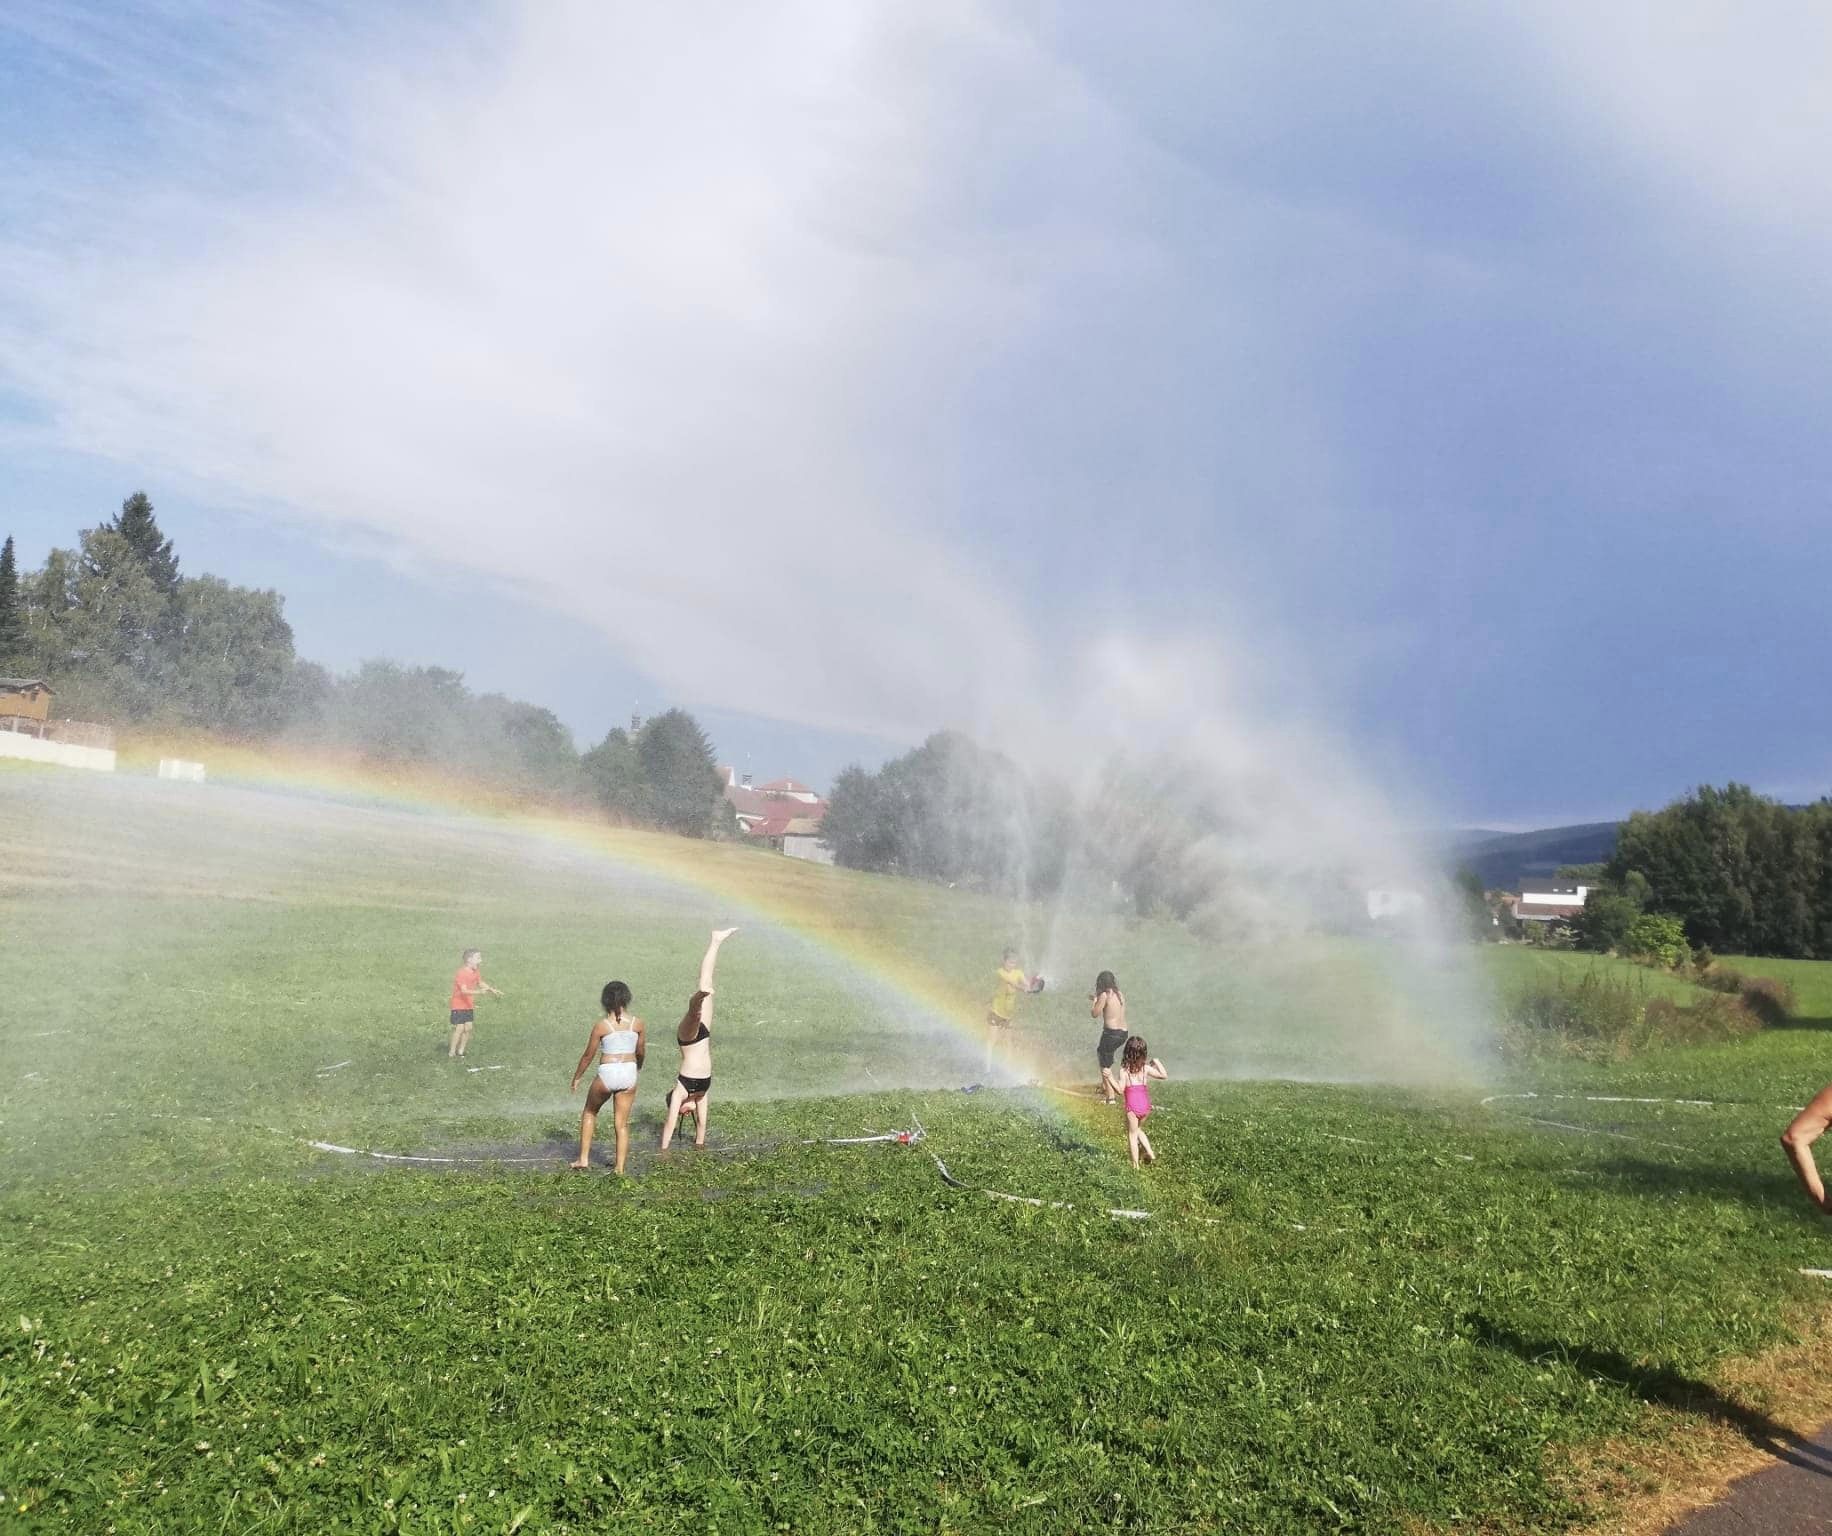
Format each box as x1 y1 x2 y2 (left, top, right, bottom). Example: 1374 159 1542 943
1641 991 1763 1046
1623 912 1689 968
1735 975 1796 1026
1575 889 1638 952
1501 967 1763 1060
1695 964 1745 996
1501 969 1647 1060
1692 965 1795 1025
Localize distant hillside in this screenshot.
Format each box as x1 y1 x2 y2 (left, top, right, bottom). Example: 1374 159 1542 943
1447 822 1621 891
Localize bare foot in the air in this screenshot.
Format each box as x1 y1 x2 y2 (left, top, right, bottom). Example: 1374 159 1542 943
712 927 739 941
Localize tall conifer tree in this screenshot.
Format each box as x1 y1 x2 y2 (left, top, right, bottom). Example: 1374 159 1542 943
103 491 180 593
0 534 22 667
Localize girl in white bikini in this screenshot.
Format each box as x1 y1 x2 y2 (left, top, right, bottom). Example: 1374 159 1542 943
660 928 737 1150
570 980 645 1174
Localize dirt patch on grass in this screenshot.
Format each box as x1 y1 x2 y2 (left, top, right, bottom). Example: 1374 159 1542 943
1419 1302 1832 1536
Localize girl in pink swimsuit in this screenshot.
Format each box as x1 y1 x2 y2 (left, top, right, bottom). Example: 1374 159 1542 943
1118 1035 1169 1169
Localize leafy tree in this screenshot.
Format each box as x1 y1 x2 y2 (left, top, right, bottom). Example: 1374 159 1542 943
1575 890 1638 953
1609 784 1825 956
278 659 332 732
309 660 472 764
823 731 1069 896
478 696 583 797
26 529 172 719
582 726 647 821
294 660 585 799
1623 912 1689 968
0 535 23 668
824 764 893 870
102 491 179 595
634 709 722 836
167 576 297 735
1453 867 1493 940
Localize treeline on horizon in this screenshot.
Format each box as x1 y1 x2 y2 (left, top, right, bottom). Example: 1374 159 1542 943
1565 783 1832 960
823 730 1373 934
9 498 1826 952
0 495 728 834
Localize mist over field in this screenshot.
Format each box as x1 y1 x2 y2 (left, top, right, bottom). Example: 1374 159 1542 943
0 3 1517 1085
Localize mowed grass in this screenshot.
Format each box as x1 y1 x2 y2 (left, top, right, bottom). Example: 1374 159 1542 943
5 772 1832 1533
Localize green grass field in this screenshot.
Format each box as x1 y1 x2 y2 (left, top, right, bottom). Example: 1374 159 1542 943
6 769 1832 1534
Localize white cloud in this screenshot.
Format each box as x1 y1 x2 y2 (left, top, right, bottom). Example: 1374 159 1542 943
2 1 1165 739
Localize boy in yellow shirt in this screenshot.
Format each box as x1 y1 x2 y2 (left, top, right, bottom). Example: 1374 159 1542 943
986 947 1033 1070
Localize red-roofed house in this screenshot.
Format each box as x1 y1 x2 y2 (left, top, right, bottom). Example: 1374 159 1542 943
721 766 833 864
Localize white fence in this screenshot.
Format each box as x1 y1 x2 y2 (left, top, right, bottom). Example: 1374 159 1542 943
0 732 116 773
158 758 207 783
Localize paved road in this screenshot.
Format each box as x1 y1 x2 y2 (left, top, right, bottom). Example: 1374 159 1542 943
1666 1421 1832 1534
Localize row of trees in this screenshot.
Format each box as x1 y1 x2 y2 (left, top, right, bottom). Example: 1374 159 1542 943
824 730 1377 937
1576 783 1832 959
0 495 302 734
824 732 1075 897
0 494 728 833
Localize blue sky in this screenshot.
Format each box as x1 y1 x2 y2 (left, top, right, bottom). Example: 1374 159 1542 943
2 2 1828 827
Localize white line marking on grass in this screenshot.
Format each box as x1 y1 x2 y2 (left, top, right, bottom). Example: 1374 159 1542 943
1322 1133 1371 1145
463 1065 507 1073
1801 1269 1832 1279
315 1060 352 1076
1481 1092 1722 1109
1525 1116 1691 1152
300 1139 551 1166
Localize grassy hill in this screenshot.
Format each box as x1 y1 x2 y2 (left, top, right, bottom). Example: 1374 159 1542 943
6 766 1832 1533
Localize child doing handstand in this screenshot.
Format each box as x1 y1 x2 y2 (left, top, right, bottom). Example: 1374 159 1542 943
659 927 737 1150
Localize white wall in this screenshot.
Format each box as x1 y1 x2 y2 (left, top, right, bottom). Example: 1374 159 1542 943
158 758 207 783
0 733 116 772
782 835 835 866
1520 885 1591 907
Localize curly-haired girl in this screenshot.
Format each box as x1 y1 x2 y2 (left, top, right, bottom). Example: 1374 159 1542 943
1118 1036 1168 1169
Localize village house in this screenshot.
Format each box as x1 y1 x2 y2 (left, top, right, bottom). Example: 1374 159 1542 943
0 677 54 735
721 767 834 865
0 677 117 771
1513 881 1593 924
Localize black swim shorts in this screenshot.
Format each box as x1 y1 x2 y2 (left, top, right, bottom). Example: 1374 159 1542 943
450 1009 474 1026
1096 1027 1129 1068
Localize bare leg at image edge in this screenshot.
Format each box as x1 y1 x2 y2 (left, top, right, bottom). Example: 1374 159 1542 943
1781 1082 1832 1211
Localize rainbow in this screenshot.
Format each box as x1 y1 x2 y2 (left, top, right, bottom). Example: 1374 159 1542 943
120 731 1105 1122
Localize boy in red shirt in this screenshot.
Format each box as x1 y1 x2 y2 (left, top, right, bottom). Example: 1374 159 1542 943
447 948 501 1058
